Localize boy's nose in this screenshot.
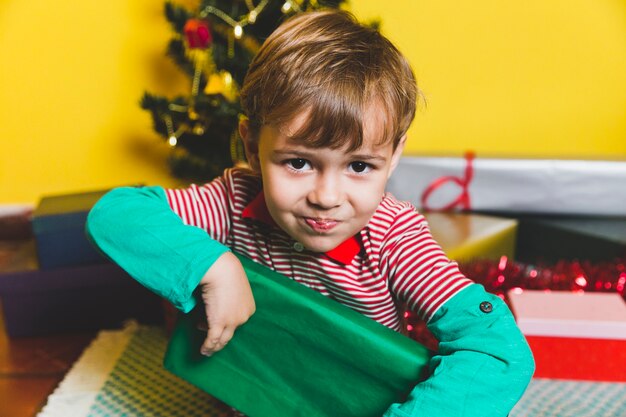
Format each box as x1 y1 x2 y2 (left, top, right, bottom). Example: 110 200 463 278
307 174 343 209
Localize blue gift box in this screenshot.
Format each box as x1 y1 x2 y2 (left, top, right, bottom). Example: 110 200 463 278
32 189 111 269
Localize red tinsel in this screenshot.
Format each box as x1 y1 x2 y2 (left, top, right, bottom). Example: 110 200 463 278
406 257 626 350
460 256 626 299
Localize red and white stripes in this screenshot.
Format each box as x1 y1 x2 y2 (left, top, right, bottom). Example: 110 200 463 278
165 168 472 331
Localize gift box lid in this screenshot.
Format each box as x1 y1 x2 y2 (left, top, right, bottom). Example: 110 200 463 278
508 290 626 340
389 156 626 216
0 239 125 292
32 189 111 234
425 212 517 262
165 254 430 417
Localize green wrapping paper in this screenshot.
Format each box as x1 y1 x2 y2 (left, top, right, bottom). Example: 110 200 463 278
164 255 431 417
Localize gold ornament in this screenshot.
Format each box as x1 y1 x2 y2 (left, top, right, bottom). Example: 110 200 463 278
192 123 206 135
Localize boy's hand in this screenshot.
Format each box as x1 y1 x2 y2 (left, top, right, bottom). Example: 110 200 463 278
198 252 256 356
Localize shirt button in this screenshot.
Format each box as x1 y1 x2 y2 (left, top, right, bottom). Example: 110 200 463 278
293 242 305 252
479 301 493 313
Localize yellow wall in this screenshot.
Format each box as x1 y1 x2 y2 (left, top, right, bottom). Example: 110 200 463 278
352 0 626 159
2 0 625 204
1 0 190 204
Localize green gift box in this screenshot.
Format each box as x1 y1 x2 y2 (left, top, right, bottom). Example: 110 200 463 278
474 213 626 263
514 215 626 262
164 255 431 417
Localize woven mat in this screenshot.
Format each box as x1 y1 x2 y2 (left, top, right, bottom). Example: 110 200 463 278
37 323 230 417
37 324 626 417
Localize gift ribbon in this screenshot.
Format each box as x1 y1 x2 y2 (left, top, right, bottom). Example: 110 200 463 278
420 152 475 211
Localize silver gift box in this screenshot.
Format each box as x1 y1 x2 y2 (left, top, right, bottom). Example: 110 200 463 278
387 156 626 216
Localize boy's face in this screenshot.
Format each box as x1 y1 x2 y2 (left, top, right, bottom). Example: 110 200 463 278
240 103 406 253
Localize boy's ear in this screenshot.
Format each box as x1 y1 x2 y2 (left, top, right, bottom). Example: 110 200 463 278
388 134 407 178
239 119 260 172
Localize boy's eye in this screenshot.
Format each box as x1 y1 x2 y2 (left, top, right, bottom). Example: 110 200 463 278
287 159 311 171
349 161 371 173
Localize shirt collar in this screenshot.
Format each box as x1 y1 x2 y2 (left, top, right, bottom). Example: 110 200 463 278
242 191 362 265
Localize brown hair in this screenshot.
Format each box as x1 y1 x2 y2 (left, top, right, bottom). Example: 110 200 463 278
239 10 418 151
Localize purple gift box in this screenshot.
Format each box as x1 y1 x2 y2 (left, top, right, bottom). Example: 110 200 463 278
0 240 163 337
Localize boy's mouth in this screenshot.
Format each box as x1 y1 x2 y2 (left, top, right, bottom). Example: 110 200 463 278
304 217 338 232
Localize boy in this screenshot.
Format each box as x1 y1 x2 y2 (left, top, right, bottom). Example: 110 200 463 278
87 10 534 417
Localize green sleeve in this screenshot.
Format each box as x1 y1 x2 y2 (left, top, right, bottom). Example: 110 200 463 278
85 186 230 313
384 284 535 417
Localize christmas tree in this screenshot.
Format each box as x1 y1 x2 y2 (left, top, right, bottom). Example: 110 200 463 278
142 0 348 182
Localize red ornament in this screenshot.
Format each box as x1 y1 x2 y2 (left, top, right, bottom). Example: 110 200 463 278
184 19 212 49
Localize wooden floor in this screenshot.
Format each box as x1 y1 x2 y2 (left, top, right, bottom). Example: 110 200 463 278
0 213 95 416
0 309 94 417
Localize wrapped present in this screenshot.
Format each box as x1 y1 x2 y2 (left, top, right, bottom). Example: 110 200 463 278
508 289 626 382
165 255 431 417
32 189 111 269
386 155 626 217
513 215 626 262
425 212 517 262
0 240 163 337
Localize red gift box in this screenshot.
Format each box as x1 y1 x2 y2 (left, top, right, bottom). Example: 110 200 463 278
508 290 626 382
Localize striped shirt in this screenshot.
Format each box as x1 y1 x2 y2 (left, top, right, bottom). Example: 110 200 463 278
165 167 472 331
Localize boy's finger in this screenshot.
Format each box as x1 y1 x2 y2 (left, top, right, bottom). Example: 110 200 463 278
201 326 225 356
218 327 235 347
209 327 235 353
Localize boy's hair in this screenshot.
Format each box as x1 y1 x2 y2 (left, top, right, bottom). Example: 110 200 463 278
239 10 417 151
